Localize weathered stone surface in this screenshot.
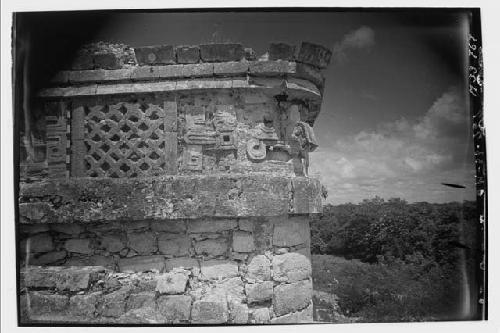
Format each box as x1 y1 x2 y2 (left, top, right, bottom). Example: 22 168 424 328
229 301 248 323
71 53 94 70
100 234 125 252
127 291 156 310
246 255 271 281
194 238 228 257
253 217 275 251
238 219 254 232
249 307 270 324
157 295 192 323
27 291 68 315
50 224 83 235
165 258 200 276
21 224 50 234
176 45 200 64
191 295 228 324
102 287 131 317
69 291 102 317
150 220 186 233
269 42 296 61
200 260 238 280
64 238 92 254
270 301 313 323
200 43 245 62
135 45 175 65
294 63 324 89
118 255 165 273
246 281 273 303
27 251 66 265
158 235 191 257
94 53 122 70
272 252 311 282
273 218 310 247
244 47 256 60
21 233 54 253
212 277 245 302
297 42 332 69
232 231 255 252
214 61 249 76
128 231 157 254
156 272 188 294
22 266 105 291
292 177 323 214
249 60 295 76
273 280 312 316
88 255 115 268
188 218 237 233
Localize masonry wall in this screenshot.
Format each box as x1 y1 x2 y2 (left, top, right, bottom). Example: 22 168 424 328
20 216 312 324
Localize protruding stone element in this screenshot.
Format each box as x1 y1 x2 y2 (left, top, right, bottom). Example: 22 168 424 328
158 235 191 257
176 45 200 64
249 307 270 324
27 291 68 316
69 292 102 317
273 218 310 247
270 301 313 323
297 42 332 69
246 281 273 303
191 294 228 324
64 238 92 254
232 231 255 252
134 45 175 65
118 255 165 273
269 42 296 61
20 233 54 253
156 271 189 294
229 301 249 323
246 255 271 281
273 280 312 316
200 43 245 62
128 231 157 254
157 295 192 323
200 260 238 280
272 252 312 282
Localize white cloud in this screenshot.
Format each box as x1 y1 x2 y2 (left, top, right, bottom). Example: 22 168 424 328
333 26 375 64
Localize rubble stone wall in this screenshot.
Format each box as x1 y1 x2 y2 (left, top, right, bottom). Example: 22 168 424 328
20 216 312 324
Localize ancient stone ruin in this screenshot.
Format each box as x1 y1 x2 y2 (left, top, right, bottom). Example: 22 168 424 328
18 41 332 324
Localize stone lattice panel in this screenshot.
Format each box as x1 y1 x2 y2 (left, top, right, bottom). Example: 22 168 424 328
84 102 169 178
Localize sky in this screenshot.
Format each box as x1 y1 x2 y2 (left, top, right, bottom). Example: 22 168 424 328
20 9 476 204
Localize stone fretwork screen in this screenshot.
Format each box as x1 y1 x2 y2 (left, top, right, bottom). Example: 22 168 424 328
71 98 178 178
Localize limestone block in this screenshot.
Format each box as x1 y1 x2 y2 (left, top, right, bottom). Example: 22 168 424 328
69 291 102 317
21 233 54 253
22 266 105 291
294 63 324 89
158 235 191 257
27 251 66 265
134 45 175 65
200 260 238 280
212 277 245 302
128 231 157 254
273 218 310 247
297 42 332 69
21 224 50 234
272 252 312 282
64 238 92 254
188 218 237 233
176 45 200 64
118 255 165 273
200 43 245 62
194 238 228 257
246 281 273 303
94 53 122 70
150 220 186 233
88 255 115 269
165 258 200 276
273 280 312 316
50 224 83 235
229 301 249 324
27 291 68 316
249 307 270 324
269 42 296 61
156 272 189 294
180 63 215 78
232 231 255 252
127 292 156 310
238 219 254 232
191 295 228 324
101 287 131 317
270 301 313 323
214 61 249 76
249 60 295 76
157 295 192 322
246 255 271 281
100 234 125 252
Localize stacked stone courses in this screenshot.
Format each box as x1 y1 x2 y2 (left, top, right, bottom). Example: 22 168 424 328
18 41 332 324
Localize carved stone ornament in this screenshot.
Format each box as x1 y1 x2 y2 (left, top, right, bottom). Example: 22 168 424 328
246 138 267 161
